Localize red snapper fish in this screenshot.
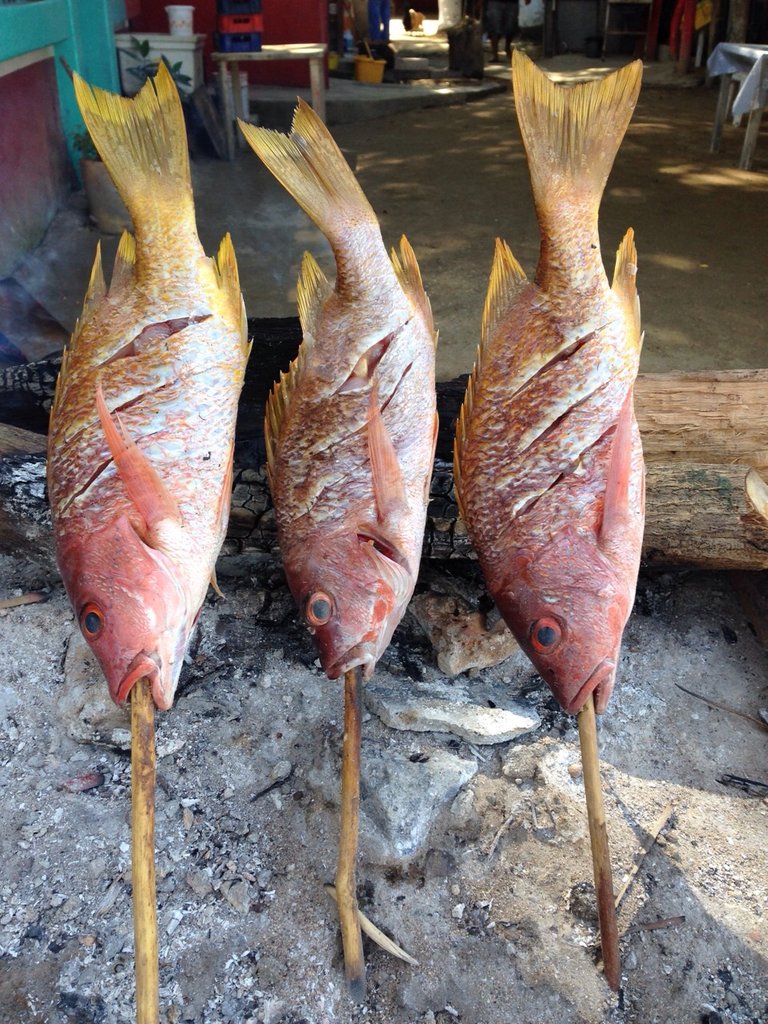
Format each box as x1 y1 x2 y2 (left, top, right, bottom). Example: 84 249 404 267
47 65 249 710
455 53 645 715
239 101 438 677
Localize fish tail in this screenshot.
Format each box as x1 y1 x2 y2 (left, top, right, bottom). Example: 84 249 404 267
73 62 193 227
238 100 378 246
511 51 642 213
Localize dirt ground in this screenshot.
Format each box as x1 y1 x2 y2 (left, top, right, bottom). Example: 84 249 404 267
323 77 768 380
1 57 767 1024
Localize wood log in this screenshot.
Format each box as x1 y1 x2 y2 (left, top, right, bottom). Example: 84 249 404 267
1 321 767 571
634 371 768 472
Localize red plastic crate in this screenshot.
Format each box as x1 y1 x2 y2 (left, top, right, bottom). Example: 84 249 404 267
218 13 263 33
217 31 263 52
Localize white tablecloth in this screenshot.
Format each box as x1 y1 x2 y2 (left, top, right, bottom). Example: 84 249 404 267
707 43 768 118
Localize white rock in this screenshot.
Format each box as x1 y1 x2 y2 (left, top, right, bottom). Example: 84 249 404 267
365 679 540 745
59 632 129 748
411 593 527 676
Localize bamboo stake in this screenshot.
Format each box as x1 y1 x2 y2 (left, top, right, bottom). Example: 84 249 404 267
577 693 620 992
131 677 159 1024
335 666 366 1001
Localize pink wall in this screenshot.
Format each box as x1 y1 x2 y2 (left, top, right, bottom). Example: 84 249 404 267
131 0 328 87
0 58 69 279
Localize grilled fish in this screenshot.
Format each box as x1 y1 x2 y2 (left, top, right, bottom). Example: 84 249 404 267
455 53 645 714
239 101 438 677
47 65 249 710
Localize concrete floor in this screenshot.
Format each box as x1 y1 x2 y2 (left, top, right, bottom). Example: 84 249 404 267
7 28 768 380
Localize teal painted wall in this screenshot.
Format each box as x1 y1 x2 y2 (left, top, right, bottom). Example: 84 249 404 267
0 0 127 166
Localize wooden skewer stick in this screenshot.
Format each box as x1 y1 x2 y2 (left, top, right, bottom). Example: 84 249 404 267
577 692 621 993
131 677 159 1024
335 666 366 1002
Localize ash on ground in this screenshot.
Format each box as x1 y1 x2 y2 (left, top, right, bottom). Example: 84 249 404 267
1 552 766 1024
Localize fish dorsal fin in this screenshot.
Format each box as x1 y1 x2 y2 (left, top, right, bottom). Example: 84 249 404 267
51 346 71 419
367 383 407 526
96 384 182 536
453 370 475 523
390 235 436 345
265 249 325 477
110 231 136 295
214 232 241 308
215 439 235 535
214 232 250 355
612 227 642 355
82 244 107 320
297 250 332 338
600 388 635 546
481 238 527 360
209 566 225 599
455 237 525 519
264 354 302 485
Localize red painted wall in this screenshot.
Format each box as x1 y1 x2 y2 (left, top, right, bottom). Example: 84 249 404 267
130 0 328 87
0 59 69 279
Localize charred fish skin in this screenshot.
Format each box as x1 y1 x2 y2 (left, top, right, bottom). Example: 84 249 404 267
455 53 645 716
47 65 249 711
240 102 438 679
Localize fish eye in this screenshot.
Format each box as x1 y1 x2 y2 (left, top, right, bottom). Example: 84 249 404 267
81 603 105 638
306 591 334 626
530 617 562 653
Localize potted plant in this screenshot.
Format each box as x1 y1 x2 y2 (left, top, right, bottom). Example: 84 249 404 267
116 35 196 96
73 129 133 235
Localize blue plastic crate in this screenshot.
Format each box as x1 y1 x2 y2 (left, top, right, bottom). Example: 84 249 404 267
218 31 262 52
217 0 261 14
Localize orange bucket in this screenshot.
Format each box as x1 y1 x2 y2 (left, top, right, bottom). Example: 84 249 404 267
354 55 386 83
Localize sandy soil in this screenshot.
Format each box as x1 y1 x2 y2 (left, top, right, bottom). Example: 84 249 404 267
324 76 768 380
1 53 767 1024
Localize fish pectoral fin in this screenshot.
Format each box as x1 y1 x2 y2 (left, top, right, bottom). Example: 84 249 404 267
358 522 413 604
367 383 407 525
357 522 409 570
96 383 182 532
599 389 636 548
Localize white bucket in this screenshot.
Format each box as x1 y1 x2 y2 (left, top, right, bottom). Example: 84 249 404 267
165 5 194 35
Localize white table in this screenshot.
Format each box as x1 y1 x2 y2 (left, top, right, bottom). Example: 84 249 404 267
211 43 328 160
708 43 768 170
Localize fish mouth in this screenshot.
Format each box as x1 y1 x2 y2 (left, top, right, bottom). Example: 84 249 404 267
566 661 616 716
115 651 174 711
328 649 376 680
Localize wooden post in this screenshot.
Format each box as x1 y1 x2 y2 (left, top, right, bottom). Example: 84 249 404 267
131 678 159 1024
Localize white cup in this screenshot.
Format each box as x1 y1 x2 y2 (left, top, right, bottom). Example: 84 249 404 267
165 5 194 35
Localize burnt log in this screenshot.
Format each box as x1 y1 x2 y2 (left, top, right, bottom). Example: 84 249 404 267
1 319 767 570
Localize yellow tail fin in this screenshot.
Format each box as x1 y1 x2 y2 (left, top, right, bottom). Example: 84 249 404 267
73 62 193 226
511 51 642 210
238 99 378 247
